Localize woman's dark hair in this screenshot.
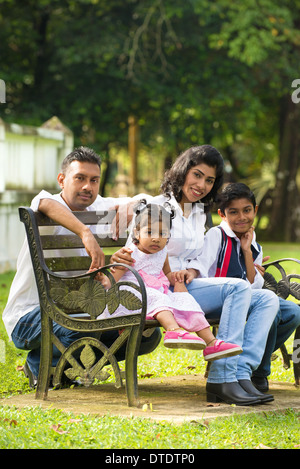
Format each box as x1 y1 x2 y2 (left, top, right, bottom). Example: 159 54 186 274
217 182 257 214
132 200 175 245
160 145 224 212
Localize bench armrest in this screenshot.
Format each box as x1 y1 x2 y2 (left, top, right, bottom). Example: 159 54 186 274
263 258 300 300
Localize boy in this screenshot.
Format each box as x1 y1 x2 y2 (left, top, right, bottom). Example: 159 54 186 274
197 182 300 392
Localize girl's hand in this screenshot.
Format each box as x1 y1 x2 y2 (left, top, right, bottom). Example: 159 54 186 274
110 247 135 272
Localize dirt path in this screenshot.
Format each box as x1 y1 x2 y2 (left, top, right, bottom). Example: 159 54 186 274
1 374 300 423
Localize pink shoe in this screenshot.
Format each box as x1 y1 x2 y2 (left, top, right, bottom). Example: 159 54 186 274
203 340 243 361
164 330 206 350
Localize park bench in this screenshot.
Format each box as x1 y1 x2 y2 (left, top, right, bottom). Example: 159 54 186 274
19 207 300 408
19 207 148 407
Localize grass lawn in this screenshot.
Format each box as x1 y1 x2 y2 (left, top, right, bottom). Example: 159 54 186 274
0 243 299 449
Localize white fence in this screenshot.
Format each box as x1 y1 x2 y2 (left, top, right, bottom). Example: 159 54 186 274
0 116 73 273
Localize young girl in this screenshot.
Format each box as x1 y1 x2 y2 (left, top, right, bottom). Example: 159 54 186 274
112 201 242 361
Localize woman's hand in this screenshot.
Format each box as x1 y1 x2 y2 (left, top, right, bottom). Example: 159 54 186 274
173 268 198 285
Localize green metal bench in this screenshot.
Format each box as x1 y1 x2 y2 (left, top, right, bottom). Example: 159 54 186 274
19 206 147 407
263 258 300 386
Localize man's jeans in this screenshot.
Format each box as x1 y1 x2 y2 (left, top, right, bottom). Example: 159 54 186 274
253 297 300 378
12 307 161 378
186 277 279 383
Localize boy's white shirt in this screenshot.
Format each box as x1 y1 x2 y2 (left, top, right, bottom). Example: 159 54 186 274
196 220 264 289
3 190 145 339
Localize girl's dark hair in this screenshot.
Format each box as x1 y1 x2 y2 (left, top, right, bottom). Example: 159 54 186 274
132 200 175 245
217 182 257 214
61 146 101 173
160 145 224 212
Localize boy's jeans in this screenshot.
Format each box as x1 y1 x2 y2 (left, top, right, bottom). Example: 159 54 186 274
253 297 300 378
186 278 279 384
11 307 161 378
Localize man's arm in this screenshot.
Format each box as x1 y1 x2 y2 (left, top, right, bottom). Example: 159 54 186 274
38 198 105 270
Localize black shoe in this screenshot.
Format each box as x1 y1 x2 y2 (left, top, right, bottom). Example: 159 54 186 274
206 381 262 406
23 361 37 389
251 376 269 393
238 379 274 403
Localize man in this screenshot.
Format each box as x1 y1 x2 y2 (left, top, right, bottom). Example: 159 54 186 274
3 146 161 387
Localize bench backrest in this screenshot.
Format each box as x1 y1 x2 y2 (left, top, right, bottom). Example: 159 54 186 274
18 206 146 332
35 209 126 273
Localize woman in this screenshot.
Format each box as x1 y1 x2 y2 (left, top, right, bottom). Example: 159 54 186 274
114 145 279 406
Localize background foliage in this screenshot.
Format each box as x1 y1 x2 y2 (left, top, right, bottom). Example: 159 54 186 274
1 0 300 240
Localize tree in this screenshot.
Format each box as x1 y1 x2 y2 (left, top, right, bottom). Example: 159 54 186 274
206 0 300 240
1 0 299 240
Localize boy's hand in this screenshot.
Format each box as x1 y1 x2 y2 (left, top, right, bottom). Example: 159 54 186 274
240 226 255 252
255 256 271 277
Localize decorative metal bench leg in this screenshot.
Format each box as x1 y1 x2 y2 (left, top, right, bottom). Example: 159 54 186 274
293 325 300 386
125 326 141 407
280 344 291 369
35 314 53 400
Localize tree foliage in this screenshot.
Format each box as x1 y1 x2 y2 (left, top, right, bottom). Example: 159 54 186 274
0 0 299 240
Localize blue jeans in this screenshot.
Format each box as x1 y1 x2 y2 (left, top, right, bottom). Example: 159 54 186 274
186 278 279 383
11 307 161 378
253 297 300 377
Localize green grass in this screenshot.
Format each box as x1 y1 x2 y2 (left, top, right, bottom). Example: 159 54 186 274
0 405 299 449
0 243 299 449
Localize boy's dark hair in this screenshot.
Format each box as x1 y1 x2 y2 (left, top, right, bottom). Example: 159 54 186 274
160 145 224 212
218 183 257 214
132 200 175 245
61 146 101 173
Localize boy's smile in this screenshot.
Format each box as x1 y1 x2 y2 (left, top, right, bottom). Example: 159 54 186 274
219 198 258 238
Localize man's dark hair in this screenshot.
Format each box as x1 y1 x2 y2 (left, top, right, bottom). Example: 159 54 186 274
61 146 101 173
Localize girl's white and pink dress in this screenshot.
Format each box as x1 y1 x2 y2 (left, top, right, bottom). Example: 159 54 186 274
119 244 210 332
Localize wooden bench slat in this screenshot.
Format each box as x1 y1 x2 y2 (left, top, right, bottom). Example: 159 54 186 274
45 256 92 272
45 255 124 272
35 210 116 226
40 234 126 250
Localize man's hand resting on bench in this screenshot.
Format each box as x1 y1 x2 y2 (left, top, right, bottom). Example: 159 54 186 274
38 198 105 270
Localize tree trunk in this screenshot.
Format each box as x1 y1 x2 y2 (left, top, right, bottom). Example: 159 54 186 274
266 95 300 242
